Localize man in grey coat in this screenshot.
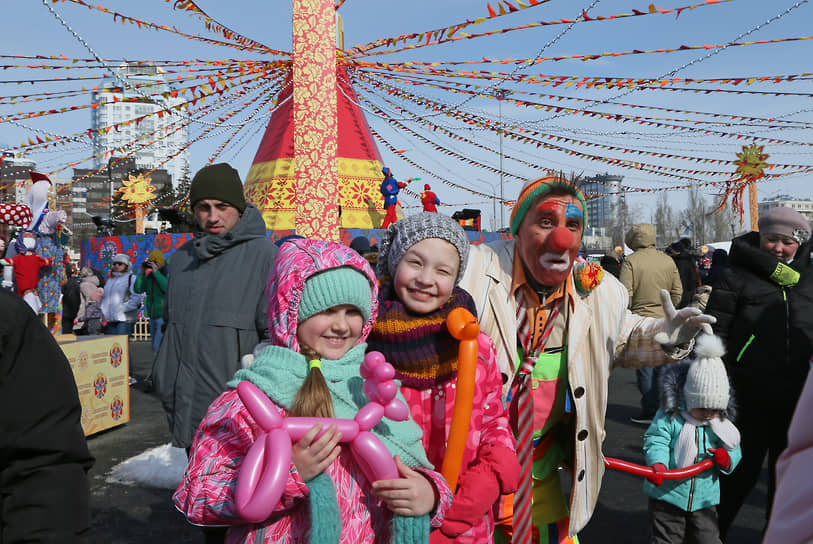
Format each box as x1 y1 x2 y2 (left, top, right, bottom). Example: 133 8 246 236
152 163 277 452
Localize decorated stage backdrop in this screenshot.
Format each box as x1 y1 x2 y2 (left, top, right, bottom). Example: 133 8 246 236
79 230 509 272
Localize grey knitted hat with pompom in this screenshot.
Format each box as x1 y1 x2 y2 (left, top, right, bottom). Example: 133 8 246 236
376 212 469 284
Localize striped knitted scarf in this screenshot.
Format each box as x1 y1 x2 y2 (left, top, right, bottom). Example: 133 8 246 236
368 284 477 389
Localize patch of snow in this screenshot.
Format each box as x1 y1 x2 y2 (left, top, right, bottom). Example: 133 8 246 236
106 443 187 489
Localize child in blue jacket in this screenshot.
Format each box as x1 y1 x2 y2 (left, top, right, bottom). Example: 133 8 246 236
643 334 742 544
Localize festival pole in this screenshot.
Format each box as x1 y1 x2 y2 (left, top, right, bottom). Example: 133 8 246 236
748 183 759 232
118 174 156 235
716 143 768 232
293 0 339 241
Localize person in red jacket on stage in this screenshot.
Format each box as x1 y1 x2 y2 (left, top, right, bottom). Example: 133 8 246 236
421 184 440 213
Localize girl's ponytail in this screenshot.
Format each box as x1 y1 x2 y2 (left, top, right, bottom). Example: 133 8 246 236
289 344 334 418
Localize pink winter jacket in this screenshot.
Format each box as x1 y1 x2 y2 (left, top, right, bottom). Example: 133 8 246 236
173 389 452 543
173 239 453 543
401 332 518 542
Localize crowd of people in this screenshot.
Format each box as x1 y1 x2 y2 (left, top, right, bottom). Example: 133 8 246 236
2 163 811 544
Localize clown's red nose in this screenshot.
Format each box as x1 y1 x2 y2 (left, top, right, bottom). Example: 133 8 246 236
548 227 573 253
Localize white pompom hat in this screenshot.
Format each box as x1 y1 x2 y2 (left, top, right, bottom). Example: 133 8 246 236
684 334 730 411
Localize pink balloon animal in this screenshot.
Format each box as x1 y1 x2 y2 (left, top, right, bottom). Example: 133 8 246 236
234 351 410 523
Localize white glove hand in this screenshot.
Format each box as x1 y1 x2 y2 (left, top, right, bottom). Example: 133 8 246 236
653 289 716 346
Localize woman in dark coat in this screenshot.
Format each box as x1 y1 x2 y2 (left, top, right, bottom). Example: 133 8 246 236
703 207 813 538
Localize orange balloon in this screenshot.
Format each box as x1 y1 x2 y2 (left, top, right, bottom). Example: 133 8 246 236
440 307 480 492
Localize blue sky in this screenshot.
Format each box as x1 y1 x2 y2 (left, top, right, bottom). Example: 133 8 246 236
2 0 812 230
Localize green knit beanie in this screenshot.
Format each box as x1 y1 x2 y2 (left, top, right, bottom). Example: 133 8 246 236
298 267 372 323
189 163 247 212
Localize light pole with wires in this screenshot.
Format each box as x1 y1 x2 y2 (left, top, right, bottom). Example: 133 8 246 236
475 178 500 232
493 88 509 229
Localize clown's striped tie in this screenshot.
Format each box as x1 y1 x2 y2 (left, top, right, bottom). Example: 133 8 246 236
512 360 535 543
512 302 561 542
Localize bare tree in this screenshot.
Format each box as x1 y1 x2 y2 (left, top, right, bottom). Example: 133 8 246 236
654 192 681 247
607 192 638 247
710 202 739 242
682 185 710 246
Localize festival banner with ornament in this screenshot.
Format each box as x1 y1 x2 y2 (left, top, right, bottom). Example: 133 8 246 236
117 173 157 234
714 143 770 229
59 335 130 436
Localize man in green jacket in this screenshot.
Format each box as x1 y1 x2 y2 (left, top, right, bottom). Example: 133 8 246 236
134 249 168 354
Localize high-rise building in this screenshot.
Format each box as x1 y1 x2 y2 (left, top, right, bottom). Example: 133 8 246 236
91 63 189 188
580 173 622 232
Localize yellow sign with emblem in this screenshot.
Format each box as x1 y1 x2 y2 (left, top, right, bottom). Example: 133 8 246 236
58 335 130 436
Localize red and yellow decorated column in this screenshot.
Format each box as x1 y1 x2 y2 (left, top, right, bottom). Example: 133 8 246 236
293 0 339 240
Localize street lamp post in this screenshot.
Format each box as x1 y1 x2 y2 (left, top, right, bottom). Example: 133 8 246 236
494 88 508 229
475 178 499 232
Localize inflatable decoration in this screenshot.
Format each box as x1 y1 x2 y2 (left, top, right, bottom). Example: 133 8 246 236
235 351 410 523
0 172 67 315
439 307 480 492
0 172 65 234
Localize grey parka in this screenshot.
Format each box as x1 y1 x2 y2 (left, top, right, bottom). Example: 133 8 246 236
152 204 277 449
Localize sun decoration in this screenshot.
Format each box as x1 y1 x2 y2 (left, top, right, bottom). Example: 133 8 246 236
118 173 156 204
714 143 770 222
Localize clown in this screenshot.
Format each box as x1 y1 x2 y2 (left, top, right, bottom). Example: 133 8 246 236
420 183 440 213
379 167 412 229
459 175 716 543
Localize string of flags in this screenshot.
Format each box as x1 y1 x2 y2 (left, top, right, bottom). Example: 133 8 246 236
3 0 810 214
347 0 730 59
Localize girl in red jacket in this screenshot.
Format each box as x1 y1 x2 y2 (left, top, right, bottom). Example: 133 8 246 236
368 212 520 543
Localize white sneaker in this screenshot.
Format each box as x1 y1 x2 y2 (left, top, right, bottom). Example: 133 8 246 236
129 376 138 386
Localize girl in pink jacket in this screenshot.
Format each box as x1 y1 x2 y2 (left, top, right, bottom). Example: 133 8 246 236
174 239 452 543
367 213 520 543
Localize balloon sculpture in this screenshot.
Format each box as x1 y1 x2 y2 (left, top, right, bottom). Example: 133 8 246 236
234 351 410 523
439 307 480 492
604 456 714 481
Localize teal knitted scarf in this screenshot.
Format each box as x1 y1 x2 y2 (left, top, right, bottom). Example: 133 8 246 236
228 343 431 543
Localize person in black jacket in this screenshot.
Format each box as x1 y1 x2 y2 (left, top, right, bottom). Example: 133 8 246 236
0 290 95 543
703 248 729 287
61 267 82 334
703 207 812 539
667 239 699 308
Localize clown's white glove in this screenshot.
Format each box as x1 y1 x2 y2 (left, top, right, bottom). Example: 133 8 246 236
653 289 715 347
